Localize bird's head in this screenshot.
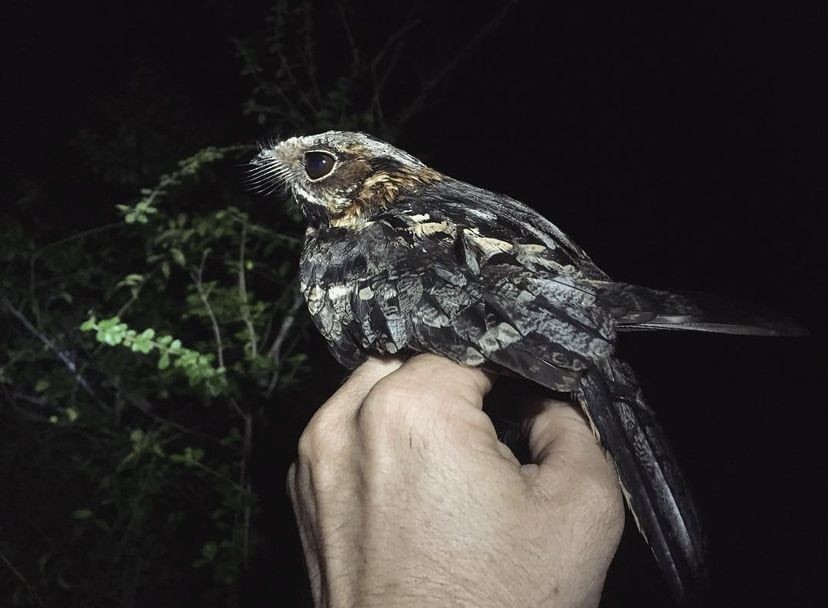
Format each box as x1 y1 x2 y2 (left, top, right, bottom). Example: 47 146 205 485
250 131 442 229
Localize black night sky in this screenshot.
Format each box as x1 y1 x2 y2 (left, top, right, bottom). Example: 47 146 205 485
3 2 825 607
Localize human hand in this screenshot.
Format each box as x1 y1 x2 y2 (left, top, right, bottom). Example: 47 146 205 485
288 354 624 608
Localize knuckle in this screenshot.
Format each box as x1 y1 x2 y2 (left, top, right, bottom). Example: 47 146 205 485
356 373 453 443
356 377 415 436
296 403 349 462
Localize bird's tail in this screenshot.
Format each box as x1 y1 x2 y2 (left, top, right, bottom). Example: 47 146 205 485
594 282 805 336
578 360 705 603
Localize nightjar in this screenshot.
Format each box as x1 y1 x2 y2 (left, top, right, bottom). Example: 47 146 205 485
250 130 800 602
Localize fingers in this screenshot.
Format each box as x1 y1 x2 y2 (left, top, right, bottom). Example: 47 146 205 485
330 356 405 410
366 353 493 411
524 400 601 466
523 399 623 508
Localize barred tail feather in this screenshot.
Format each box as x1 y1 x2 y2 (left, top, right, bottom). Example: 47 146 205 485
578 362 706 602
595 283 806 337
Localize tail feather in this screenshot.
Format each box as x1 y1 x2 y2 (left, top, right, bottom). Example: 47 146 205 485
578 361 705 602
595 282 806 337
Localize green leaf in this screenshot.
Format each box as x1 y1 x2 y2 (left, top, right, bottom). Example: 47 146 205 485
171 248 187 267
201 541 218 560
100 322 128 344
158 353 170 370
72 508 93 520
116 274 144 288
97 316 121 330
131 336 153 354
35 378 50 392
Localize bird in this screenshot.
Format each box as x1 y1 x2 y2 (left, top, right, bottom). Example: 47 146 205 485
249 130 802 602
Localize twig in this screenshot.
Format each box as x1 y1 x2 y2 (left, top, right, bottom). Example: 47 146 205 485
1 296 108 410
190 251 225 369
0 546 46 607
269 4 319 117
123 391 218 441
237 220 258 360
335 0 361 83
28 222 125 327
232 397 254 571
370 12 422 135
396 0 520 128
4 394 52 423
300 1 323 105
115 268 157 319
227 388 254 577
265 289 305 397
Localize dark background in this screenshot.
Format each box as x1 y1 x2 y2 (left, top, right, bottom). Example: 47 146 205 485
3 1 825 606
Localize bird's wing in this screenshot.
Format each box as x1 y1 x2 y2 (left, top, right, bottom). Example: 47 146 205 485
363 201 706 601
393 180 613 280
369 197 617 380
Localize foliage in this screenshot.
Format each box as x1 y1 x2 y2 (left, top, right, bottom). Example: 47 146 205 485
1 1 516 606
1 140 308 607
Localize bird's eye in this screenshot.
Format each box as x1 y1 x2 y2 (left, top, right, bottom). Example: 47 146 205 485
303 151 336 180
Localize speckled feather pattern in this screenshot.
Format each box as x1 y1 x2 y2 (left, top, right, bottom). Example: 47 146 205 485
252 130 797 602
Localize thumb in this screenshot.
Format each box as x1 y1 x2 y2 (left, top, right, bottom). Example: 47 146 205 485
523 400 619 491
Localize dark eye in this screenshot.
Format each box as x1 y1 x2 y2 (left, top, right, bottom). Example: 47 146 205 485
303 151 336 180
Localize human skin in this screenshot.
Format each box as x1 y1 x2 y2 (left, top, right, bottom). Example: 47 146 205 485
288 354 625 608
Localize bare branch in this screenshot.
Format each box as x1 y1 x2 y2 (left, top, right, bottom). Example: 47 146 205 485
190 251 225 369
395 0 520 129
335 0 362 83
123 391 219 441
28 222 125 327
0 547 45 608
267 4 320 117
265 288 305 398
237 219 258 360
238 403 253 570
370 12 422 135
300 1 323 105
1 295 108 410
